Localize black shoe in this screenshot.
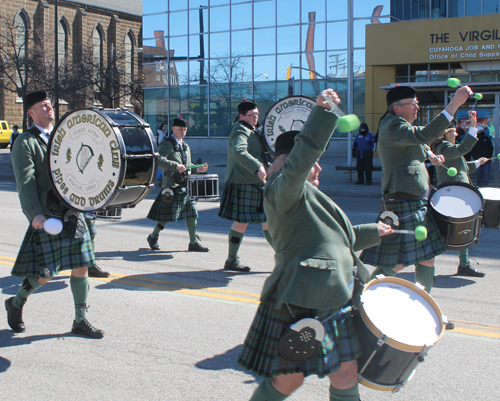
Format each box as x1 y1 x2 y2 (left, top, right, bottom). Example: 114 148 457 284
445 321 455 330
224 258 250 272
147 234 160 250
88 263 110 278
5 297 25 333
71 319 104 339
188 242 209 252
456 264 485 278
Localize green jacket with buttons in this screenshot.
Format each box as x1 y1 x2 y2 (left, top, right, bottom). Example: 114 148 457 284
262 106 381 310
434 134 477 185
158 136 195 189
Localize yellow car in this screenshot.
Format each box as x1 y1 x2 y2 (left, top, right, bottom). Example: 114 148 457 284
0 121 13 148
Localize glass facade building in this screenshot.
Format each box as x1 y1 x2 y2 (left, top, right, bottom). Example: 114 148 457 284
142 0 500 144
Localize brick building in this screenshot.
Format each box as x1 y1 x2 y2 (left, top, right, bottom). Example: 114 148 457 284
0 0 143 127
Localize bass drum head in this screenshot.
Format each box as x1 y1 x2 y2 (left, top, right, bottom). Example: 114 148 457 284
48 109 123 212
262 96 316 158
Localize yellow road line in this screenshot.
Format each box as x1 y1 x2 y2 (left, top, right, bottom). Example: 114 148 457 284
0 256 16 261
0 261 14 266
451 327 500 339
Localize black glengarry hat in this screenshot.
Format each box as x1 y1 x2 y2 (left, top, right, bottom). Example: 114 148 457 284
238 98 258 115
24 91 50 110
275 130 300 157
172 116 188 127
386 85 416 107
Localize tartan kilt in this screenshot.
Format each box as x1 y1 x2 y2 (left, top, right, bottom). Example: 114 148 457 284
360 199 446 268
218 183 266 224
237 291 361 378
147 187 198 223
12 218 95 279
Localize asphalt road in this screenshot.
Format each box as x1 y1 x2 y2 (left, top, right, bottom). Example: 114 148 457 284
0 148 499 401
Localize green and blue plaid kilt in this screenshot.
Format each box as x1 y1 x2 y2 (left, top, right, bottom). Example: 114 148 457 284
218 183 266 224
147 187 197 223
12 218 95 279
360 199 446 268
237 291 360 378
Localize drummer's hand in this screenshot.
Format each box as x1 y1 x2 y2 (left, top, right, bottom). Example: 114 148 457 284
429 154 445 166
197 163 208 173
317 89 340 110
478 157 489 165
177 164 187 173
257 165 267 182
377 221 394 237
468 110 477 127
32 214 47 230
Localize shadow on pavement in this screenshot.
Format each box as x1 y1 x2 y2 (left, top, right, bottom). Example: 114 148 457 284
395 271 476 289
0 276 68 296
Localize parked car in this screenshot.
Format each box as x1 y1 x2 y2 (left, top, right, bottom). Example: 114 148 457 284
0 121 13 148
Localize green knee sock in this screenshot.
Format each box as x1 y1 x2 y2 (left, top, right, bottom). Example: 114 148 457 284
370 266 397 280
152 221 167 239
227 229 244 262
458 249 469 267
71 276 89 323
263 229 273 247
329 384 359 401
415 263 435 293
13 276 42 309
186 217 198 244
249 378 288 401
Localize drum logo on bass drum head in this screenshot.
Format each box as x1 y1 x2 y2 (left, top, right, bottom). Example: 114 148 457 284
49 109 122 212
263 96 315 155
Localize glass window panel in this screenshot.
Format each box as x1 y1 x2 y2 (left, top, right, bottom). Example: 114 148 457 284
277 25 300 54
210 6 230 32
277 0 300 25
327 51 348 78
210 32 230 58
169 1 187 12
396 64 409 78
209 84 231 137
172 61 188 86
209 0 229 6
448 0 464 17
353 79 366 124
403 0 411 19
187 86 208 137
327 0 347 21
255 28 276 55
277 54 300 80
430 0 446 18
412 0 419 19
169 11 188 36
189 34 208 58
189 8 208 35
353 20 370 48
301 80 326 100
353 49 365 78
169 87 189 123
254 55 275 81
232 30 252 56
254 1 276 28
253 82 278 116
209 55 251 84
327 21 347 51
169 36 187 58
232 3 252 30
302 22 325 52
419 1 429 18
471 73 497 82
144 88 168 133
354 0 390 18
143 14 168 40
302 0 325 23
143 1 167 14
188 59 208 85
301 51 325 79
233 56 252 83
393 0 403 20
465 0 481 16
276 80 299 98
483 0 499 14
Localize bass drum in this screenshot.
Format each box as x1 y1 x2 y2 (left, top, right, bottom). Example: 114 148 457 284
478 187 500 228
48 108 159 212
261 96 316 158
429 182 483 250
354 277 445 392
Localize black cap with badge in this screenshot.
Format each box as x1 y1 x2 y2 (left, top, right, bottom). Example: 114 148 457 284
24 91 50 111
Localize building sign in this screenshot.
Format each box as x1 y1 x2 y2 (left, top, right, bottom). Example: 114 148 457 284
366 14 500 65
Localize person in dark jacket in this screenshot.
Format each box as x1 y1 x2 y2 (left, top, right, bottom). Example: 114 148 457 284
352 122 375 185
470 126 493 187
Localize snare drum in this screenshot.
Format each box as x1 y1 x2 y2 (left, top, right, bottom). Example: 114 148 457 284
354 277 445 392
95 208 123 220
48 108 159 212
479 187 500 228
187 174 219 199
429 182 483 250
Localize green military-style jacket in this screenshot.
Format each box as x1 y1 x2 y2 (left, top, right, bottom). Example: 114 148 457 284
224 121 265 185
435 134 477 185
11 127 57 223
157 136 195 189
378 113 451 195
262 106 381 310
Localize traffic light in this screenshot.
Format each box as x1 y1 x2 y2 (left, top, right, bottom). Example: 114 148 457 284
285 65 292 80
309 71 314 79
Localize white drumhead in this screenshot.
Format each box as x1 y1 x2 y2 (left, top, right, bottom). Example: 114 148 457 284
430 185 482 218
188 174 218 181
361 280 441 347
479 187 500 201
49 109 122 212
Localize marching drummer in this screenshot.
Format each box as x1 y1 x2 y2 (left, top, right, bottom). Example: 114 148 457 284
237 89 392 401
359 85 472 309
146 117 209 252
6 90 104 338
430 112 487 277
218 99 272 272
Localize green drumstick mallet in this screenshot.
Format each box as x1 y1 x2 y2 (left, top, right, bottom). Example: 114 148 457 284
447 167 457 177
474 93 483 100
414 225 428 241
336 114 361 133
497 153 500 160
447 77 461 88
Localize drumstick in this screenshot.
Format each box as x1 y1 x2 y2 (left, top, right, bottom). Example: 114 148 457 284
393 226 428 241
447 78 483 104
178 163 207 170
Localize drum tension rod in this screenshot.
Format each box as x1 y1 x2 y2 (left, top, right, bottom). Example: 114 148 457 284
418 344 431 363
358 333 388 375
